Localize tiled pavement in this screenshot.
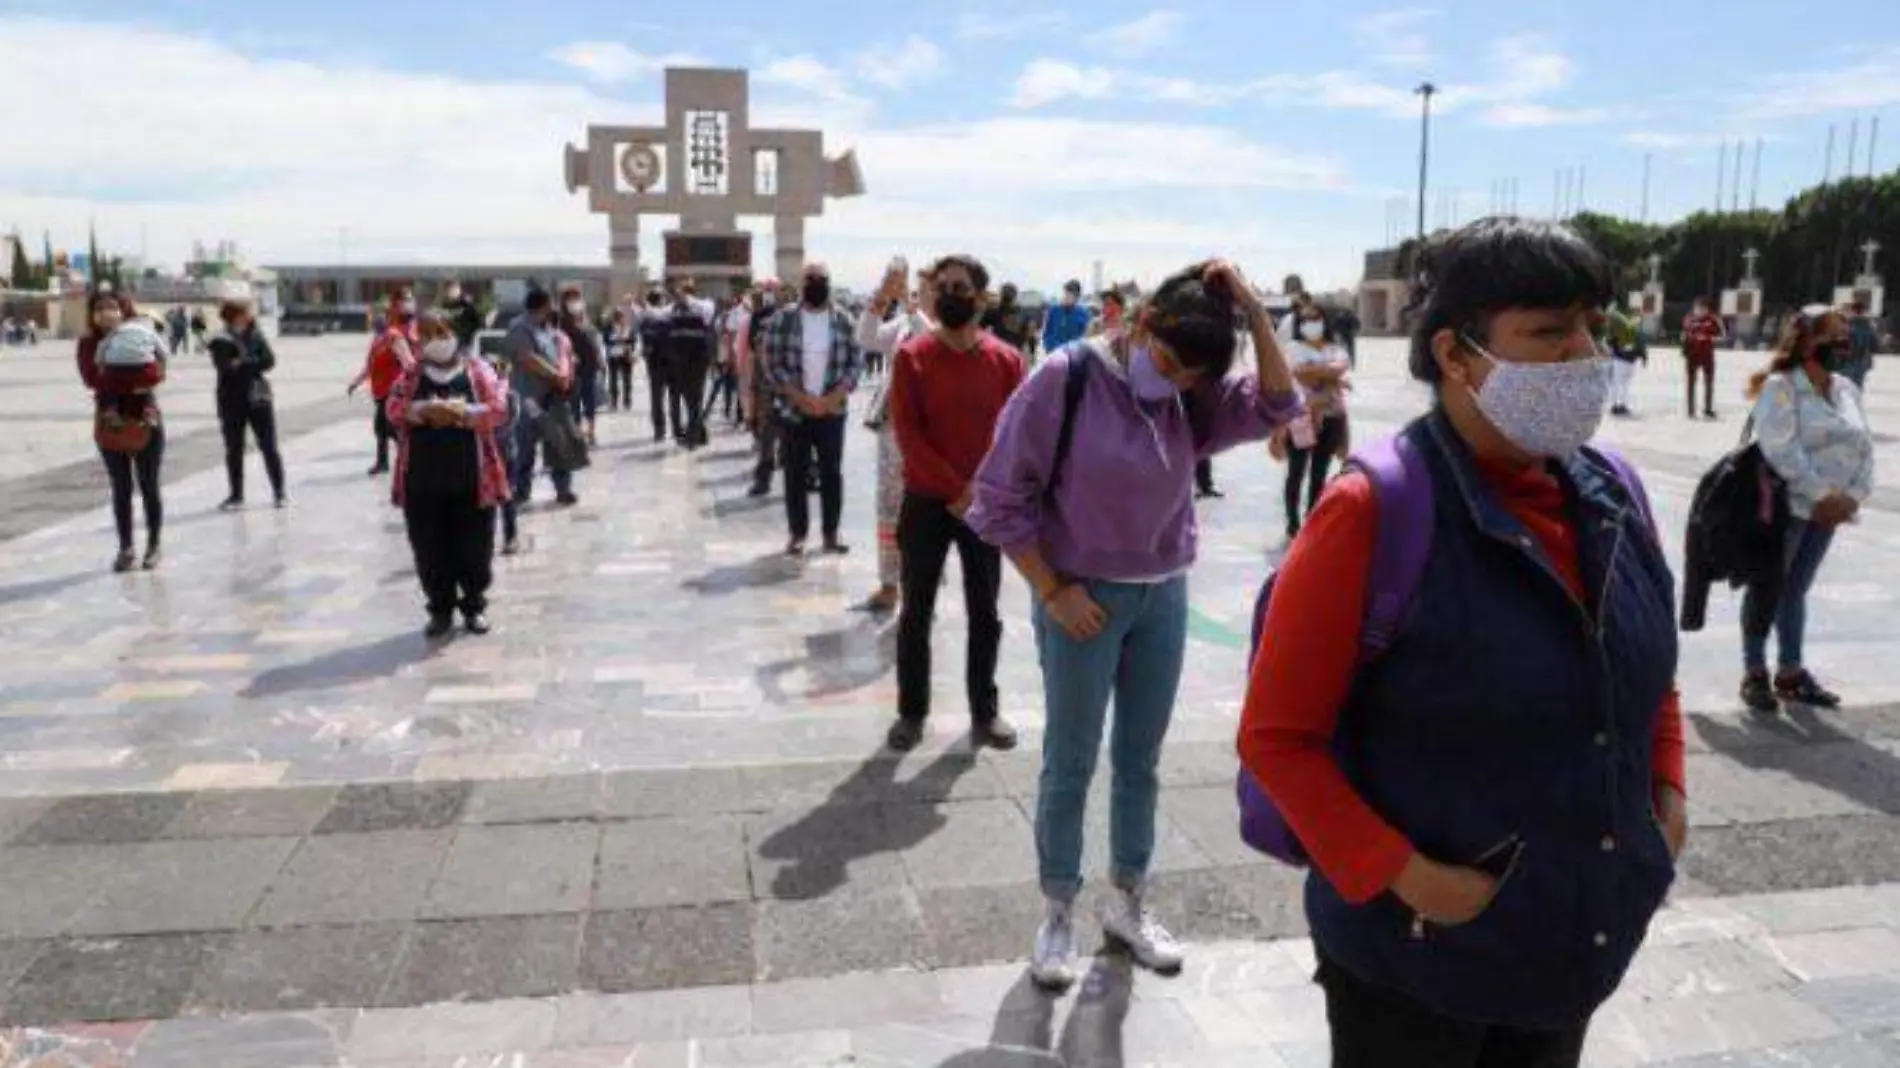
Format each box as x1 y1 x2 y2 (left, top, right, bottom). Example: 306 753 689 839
2 340 1900 1064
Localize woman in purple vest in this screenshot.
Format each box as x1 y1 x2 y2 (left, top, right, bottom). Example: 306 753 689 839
1242 218 1687 1066
965 261 1300 989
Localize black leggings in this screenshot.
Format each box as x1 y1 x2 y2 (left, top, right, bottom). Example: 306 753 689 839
608 358 635 410
220 402 285 501
102 427 165 551
1285 415 1347 534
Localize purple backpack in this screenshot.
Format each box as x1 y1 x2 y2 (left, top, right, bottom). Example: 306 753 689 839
1236 435 1652 865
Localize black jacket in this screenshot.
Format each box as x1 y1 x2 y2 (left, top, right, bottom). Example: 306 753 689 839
1680 441 1787 632
443 297 485 348
209 326 275 412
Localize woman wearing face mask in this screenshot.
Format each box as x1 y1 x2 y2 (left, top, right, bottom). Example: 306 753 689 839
1241 218 1686 1067
78 292 168 572
387 312 514 639
966 260 1299 989
350 287 419 475
210 300 288 510
1280 302 1352 539
855 259 936 615
1737 306 1875 713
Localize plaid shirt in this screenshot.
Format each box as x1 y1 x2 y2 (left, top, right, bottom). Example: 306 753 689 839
760 305 863 422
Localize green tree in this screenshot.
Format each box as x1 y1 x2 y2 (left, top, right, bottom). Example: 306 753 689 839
8 233 33 289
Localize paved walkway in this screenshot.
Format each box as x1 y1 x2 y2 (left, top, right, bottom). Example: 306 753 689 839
1 339 1898 1065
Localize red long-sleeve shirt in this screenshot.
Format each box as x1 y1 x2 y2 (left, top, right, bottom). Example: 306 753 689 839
1239 459 1687 906
889 333 1026 501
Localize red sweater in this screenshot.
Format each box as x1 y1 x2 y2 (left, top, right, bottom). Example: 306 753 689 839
1239 459 1687 905
889 332 1026 501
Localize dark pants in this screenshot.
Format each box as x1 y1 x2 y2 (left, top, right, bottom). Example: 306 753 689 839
866 350 885 377
707 366 738 423
402 493 495 619
783 414 846 543
1318 953 1587 1068
646 355 676 441
753 414 782 490
1286 415 1348 534
896 493 1003 725
511 412 573 502
571 365 601 423
675 351 713 445
608 357 635 411
371 404 395 470
219 402 285 501
1686 357 1715 415
101 427 165 551
1743 518 1837 673
1195 458 1216 494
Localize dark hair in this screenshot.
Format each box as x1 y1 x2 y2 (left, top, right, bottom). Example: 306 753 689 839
1294 302 1336 345
1101 290 1125 309
1141 261 1239 379
1748 306 1840 398
524 288 552 312
1406 216 1614 384
1063 279 1082 293
928 254 989 293
219 299 251 323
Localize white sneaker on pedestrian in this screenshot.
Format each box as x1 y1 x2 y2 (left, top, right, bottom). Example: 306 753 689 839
1102 890 1184 973
1030 900 1081 991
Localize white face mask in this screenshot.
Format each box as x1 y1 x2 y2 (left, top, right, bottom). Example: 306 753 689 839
565 301 584 317
421 338 458 365
1466 339 1610 458
1299 320 1326 342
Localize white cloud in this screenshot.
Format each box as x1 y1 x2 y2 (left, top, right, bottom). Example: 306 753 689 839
1010 59 1116 108
755 55 859 103
854 36 946 91
1352 8 1437 69
1480 102 1611 128
1734 46 1900 119
547 41 699 84
1084 9 1182 58
956 10 1067 42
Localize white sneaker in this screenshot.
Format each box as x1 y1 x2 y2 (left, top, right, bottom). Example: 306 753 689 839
1030 900 1081 990
1102 890 1185 973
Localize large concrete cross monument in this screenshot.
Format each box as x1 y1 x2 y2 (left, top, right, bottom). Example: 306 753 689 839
564 67 866 300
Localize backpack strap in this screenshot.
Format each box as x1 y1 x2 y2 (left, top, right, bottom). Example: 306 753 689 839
1347 432 1435 663
1043 346 1093 504
1589 447 1656 534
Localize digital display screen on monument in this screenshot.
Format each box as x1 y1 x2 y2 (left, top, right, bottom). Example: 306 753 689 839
665 235 751 268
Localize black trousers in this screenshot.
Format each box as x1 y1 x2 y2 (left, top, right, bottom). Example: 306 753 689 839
646 355 676 441
675 351 713 445
707 366 738 422
1318 953 1587 1068
1286 415 1348 533
101 427 165 551
219 402 285 501
1195 458 1216 494
865 350 885 377
608 357 635 411
782 414 846 543
896 493 1003 724
372 405 395 470
753 414 782 489
403 492 496 619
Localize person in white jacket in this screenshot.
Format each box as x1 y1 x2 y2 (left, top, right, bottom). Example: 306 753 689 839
855 259 936 614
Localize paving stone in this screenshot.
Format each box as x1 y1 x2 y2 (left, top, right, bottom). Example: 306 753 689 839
596 815 749 910
687 1029 856 1068
12 791 191 846
0 932 227 1025
1213 864 1310 940
345 997 560 1062
0 940 49 992
186 922 409 1013
551 985 753 1046
1728 885 1900 936
1616 940 1798 1002
737 759 924 811
463 773 602 824
1655 1033 1900 1067
896 798 1038 891
600 766 747 819
749 969 950 1035
1116 868 1278 944
755 884 935 982
122 1010 354 1068
1589 988 1844 1064
250 829 453 927
68 837 298 936
314 781 470 834
381 914 582 1007
1685 816 1900 894
917 881 1087 970
1764 927 1900 982
0 797 49 847
1792 975 1900 1033
0 843 129 937
161 762 290 791
746 800 906 902
581 905 755 993
1164 784 1271 868
423 822 598 918
161 785 339 839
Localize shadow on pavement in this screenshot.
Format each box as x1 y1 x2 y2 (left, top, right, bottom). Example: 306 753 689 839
705 495 778 520
755 746 981 901
934 962 1134 1067
0 571 96 610
754 617 896 702
681 553 801 596
240 632 435 698
1693 705 1900 817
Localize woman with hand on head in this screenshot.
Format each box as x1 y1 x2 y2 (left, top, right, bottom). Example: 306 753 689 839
966 260 1299 990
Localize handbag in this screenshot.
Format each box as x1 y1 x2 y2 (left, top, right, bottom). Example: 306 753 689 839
538 400 591 472
95 406 154 454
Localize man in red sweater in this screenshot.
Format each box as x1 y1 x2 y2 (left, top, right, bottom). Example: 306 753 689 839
1681 297 1726 419
887 255 1027 753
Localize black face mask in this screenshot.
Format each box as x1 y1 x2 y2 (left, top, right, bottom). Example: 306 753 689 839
936 293 978 330
803 279 830 307
1809 341 1843 368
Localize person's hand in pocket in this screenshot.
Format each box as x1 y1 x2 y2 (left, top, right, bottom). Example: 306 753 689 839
1392 854 1500 927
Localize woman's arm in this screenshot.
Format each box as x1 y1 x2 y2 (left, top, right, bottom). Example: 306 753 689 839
1754 378 1830 506
464 361 511 432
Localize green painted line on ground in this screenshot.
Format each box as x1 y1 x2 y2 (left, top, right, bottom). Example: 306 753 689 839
1187 606 1247 649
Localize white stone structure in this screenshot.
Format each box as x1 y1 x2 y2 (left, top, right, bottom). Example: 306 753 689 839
564 67 865 300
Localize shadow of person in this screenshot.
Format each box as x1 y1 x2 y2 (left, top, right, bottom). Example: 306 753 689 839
0 571 95 610
240 632 435 698
1691 706 1900 818
754 617 896 703
680 553 802 596
754 745 981 902
931 962 1135 1068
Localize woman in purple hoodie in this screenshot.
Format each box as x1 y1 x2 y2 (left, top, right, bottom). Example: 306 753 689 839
965 260 1299 989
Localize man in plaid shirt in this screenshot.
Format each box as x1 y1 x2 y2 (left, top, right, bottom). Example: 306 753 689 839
761 262 864 555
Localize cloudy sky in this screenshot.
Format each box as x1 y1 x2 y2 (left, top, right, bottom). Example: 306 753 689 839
1 0 1895 291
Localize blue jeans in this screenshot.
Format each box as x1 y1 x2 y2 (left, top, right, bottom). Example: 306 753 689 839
1743 519 1836 672
511 409 572 502
1033 576 1189 902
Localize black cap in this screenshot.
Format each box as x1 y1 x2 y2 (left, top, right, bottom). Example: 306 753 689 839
1063 280 1082 294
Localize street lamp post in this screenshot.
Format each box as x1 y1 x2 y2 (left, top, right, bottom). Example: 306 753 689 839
1415 82 1438 243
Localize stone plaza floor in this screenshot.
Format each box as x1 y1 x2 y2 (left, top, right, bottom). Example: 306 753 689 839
0 337 1898 1065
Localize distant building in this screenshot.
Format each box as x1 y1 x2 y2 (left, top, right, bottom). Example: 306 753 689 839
267 264 623 313
1357 247 1410 336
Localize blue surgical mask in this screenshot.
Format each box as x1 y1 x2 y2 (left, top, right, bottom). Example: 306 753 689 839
1127 345 1179 402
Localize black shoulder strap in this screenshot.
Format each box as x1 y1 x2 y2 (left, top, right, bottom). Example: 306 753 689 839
1044 347 1092 504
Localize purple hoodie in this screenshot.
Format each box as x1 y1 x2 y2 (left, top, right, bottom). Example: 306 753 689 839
966 341 1301 581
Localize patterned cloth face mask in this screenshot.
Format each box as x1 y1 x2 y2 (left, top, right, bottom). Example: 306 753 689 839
1464 336 1610 458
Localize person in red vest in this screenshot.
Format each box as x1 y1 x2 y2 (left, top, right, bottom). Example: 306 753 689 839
1681 297 1726 419
349 288 420 475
